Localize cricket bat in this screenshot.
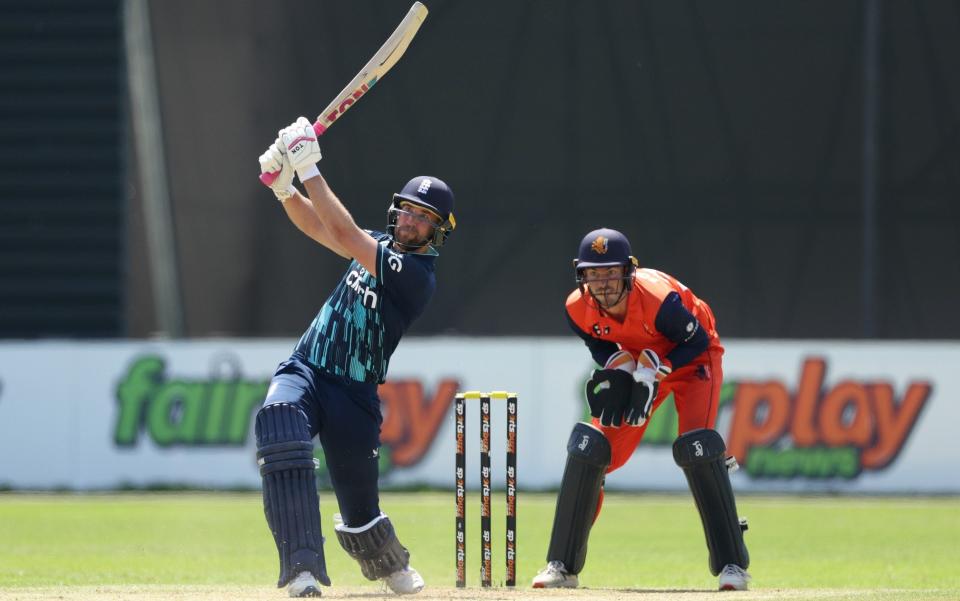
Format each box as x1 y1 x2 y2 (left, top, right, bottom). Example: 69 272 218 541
260 2 428 185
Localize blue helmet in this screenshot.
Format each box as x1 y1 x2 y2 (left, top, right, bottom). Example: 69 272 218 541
574 228 638 282
388 176 456 250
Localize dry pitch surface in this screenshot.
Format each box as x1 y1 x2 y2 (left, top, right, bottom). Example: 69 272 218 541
0 587 950 601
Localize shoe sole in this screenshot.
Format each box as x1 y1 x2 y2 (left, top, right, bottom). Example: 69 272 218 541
532 581 578 589
292 586 322 597
719 584 747 591
386 585 424 595
384 575 424 594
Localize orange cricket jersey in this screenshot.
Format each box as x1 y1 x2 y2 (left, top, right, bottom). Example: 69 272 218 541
565 268 722 367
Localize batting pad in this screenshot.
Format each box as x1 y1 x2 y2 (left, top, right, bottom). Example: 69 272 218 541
546 422 611 574
334 512 410 580
255 403 330 587
673 428 750 575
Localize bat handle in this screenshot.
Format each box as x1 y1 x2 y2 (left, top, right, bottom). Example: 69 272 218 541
257 120 328 187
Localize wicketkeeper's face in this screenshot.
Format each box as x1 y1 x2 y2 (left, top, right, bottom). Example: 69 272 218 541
583 266 627 307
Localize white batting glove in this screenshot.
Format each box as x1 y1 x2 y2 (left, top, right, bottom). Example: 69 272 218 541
258 141 295 201
278 117 322 182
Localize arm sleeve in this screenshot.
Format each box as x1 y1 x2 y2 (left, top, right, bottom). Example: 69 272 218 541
566 310 619 366
654 291 709 369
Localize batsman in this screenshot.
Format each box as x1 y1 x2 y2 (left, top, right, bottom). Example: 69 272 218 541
532 228 751 591
254 118 456 597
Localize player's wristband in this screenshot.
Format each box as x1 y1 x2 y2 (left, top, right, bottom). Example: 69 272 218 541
297 164 321 183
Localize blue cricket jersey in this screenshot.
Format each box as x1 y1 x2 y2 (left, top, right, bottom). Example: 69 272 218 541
294 231 437 384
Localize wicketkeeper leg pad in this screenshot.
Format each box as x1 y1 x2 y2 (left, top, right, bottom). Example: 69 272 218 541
334 513 410 580
673 428 750 576
256 403 330 587
546 422 611 574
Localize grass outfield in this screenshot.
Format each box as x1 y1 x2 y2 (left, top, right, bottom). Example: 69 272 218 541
0 492 957 600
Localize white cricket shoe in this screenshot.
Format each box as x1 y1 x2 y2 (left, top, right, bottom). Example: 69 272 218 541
383 565 425 594
718 563 751 591
287 571 323 597
531 560 579 588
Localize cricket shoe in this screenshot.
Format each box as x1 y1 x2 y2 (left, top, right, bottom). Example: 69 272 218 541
287 571 323 597
531 560 578 588
383 565 425 594
718 563 751 591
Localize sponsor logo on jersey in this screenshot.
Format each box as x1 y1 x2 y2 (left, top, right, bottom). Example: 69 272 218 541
387 251 403 272
346 268 379 308
591 322 611 336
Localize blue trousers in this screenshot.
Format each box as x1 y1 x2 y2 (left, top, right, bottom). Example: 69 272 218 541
263 353 383 526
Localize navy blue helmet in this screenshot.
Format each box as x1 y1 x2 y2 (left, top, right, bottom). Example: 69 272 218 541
574 228 638 282
387 176 456 250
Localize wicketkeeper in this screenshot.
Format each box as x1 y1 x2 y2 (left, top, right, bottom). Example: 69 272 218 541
532 228 751 591
254 118 456 597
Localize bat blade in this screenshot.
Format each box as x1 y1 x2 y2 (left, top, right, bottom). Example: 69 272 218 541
314 1 427 134
260 2 428 186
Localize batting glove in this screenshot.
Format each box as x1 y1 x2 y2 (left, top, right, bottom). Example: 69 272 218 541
258 141 295 201
278 117 322 182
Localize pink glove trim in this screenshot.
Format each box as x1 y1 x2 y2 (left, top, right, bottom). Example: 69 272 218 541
285 134 317 151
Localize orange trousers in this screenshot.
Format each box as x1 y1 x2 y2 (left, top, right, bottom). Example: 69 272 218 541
591 348 724 516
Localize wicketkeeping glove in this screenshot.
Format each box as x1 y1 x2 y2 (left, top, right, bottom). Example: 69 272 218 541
585 368 633 427
624 348 661 426
624 379 657 426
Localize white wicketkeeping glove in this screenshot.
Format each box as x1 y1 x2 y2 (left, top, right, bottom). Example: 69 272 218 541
632 348 661 385
278 116 322 182
258 140 295 201
626 349 662 427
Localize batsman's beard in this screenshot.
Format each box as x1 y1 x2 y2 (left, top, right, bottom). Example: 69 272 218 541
393 225 430 251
